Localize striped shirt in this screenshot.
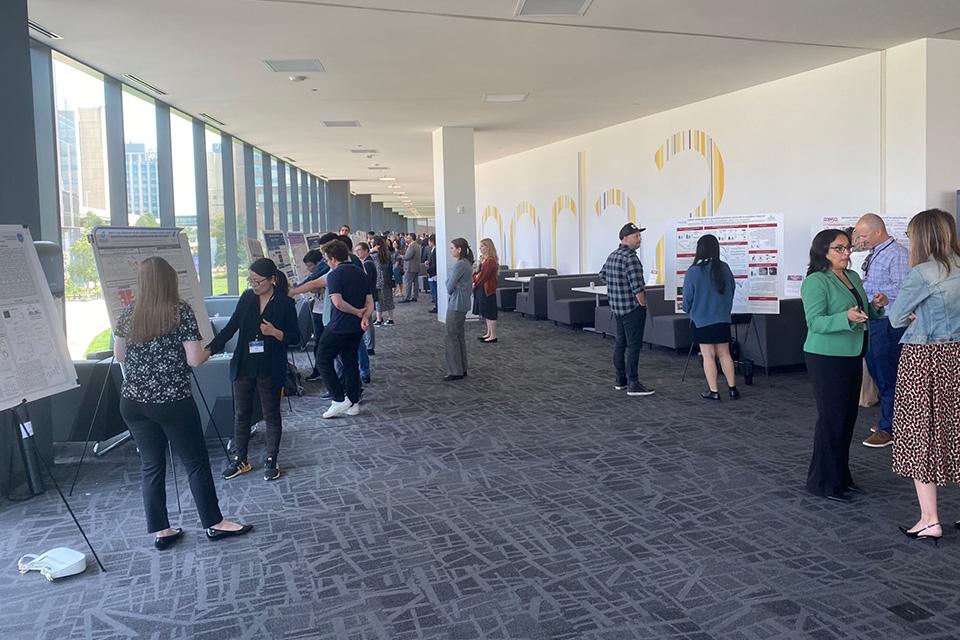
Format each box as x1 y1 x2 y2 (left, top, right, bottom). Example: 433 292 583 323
599 245 646 316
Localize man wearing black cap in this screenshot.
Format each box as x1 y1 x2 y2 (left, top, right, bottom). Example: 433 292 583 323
599 223 655 396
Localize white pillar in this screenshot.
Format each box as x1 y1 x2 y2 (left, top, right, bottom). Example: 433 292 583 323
433 127 477 320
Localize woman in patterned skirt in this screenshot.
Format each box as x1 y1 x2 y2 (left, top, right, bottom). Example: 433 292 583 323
888 209 960 544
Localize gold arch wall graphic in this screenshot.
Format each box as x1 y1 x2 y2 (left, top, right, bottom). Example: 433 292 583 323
510 201 537 268
481 205 505 256
653 129 726 284
551 195 577 269
594 188 637 222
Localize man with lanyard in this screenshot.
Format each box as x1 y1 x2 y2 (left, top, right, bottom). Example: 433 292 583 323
599 223 655 397
853 213 909 448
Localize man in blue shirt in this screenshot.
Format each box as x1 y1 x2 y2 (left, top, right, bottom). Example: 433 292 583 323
853 213 910 448
599 223 655 397
289 233 339 382
316 240 373 419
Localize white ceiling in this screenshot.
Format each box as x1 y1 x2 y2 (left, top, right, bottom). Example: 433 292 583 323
27 0 960 218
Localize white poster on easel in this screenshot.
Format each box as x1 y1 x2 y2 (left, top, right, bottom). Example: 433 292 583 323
246 237 265 262
0 226 78 411
91 226 214 344
667 214 784 315
814 215 911 278
262 230 298 286
286 231 310 281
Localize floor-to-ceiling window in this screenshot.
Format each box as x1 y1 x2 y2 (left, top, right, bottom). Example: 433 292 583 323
270 156 280 230
233 138 249 292
206 128 227 294
253 148 265 240
170 109 198 272
52 51 113 358
122 86 158 228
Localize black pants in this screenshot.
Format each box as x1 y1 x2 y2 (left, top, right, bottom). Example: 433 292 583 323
804 352 862 497
311 312 324 373
120 397 224 533
318 330 363 403
233 373 283 461
614 305 647 383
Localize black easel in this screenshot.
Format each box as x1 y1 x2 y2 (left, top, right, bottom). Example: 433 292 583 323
68 354 120 496
10 402 106 572
681 314 765 385
191 369 232 462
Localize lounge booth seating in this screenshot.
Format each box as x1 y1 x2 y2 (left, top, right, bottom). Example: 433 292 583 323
594 305 617 338
496 268 558 311
643 286 693 352
738 297 807 370
204 295 241 318
515 274 556 319
546 274 604 327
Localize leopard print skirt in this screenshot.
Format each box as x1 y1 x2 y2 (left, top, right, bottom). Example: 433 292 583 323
891 342 960 485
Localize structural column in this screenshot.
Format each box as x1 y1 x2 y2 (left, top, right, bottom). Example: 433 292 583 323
327 180 351 231
372 201 384 232
353 194 372 232
432 127 478 319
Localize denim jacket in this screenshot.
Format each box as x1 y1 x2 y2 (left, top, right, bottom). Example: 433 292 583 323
887 255 960 344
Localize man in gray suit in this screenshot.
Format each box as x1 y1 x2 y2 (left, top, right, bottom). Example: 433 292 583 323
400 233 421 302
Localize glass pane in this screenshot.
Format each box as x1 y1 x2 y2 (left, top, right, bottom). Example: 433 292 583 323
206 129 227 295
253 149 264 239
270 156 280 229
53 51 112 359
233 139 248 292
170 110 198 274
122 87 159 227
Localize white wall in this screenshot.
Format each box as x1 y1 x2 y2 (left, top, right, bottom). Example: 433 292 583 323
925 39 960 217
477 52 886 285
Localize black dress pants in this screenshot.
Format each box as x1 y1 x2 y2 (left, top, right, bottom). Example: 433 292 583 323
318 330 363 404
804 352 863 497
233 373 283 461
120 397 224 533
614 305 647 383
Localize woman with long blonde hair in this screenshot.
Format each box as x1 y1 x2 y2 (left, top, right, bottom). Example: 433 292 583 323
473 238 500 343
114 257 251 549
888 209 960 545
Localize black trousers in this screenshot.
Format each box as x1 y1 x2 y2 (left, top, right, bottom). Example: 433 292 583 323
318 330 363 403
614 305 647 383
311 312 324 374
233 373 283 461
120 397 224 533
804 352 863 497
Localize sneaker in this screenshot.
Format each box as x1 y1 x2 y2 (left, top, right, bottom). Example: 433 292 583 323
626 382 656 397
384 320 395 326
373 320 383 327
263 457 280 481
305 372 323 383
614 379 628 390
361 374 371 384
221 456 252 480
345 403 360 416
862 431 894 448
323 399 352 419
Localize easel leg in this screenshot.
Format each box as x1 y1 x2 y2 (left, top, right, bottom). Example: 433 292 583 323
191 370 231 461
681 340 697 382
69 355 115 496
748 317 768 376
169 442 181 517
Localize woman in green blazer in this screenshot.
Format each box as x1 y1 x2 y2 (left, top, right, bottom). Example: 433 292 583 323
801 229 888 501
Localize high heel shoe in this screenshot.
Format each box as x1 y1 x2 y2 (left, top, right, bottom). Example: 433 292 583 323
899 522 942 546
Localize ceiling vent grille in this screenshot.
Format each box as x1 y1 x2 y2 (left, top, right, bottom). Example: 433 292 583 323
262 59 325 73
351 149 378 154
122 74 167 96
28 20 62 40
514 0 593 17
198 113 226 126
323 120 361 128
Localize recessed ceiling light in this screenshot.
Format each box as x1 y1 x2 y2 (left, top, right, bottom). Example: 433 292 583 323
484 93 529 103
288 75 307 82
122 74 167 96
395 192 406 195
28 20 62 40
378 177 396 181
263 59 325 73
368 165 390 170
514 0 593 17
387 184 403 189
351 148 378 154
322 120 361 128
199 113 226 127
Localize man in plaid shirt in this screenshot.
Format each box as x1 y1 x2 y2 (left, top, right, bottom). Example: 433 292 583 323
853 213 910 449
599 223 655 396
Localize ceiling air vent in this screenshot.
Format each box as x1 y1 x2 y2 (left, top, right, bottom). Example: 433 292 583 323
351 149 378 154
28 20 62 40
122 74 167 96
199 113 226 126
262 59 325 73
514 0 593 17
323 120 361 128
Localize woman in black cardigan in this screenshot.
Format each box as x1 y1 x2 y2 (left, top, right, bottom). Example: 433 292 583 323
206 258 301 481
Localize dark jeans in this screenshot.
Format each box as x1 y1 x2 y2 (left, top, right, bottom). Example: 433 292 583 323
429 280 438 306
120 397 224 533
318 330 363 403
233 373 283 460
614 305 647 383
805 352 862 497
865 318 906 433
311 312 324 373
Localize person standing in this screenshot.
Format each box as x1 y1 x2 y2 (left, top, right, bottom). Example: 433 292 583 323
316 240 374 418
443 238 474 381
852 213 910 448
888 209 960 544
114 257 252 548
210 258 301 482
473 238 500 343
426 234 438 313
299 247 329 383
356 241 378 381
339 224 351 236
401 233 422 302
599 223 655 397
801 229 888 502
682 234 738 401
371 235 396 326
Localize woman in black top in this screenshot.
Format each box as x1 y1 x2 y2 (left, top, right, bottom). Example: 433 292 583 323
115 257 251 549
207 258 301 482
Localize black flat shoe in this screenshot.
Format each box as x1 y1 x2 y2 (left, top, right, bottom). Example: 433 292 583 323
154 528 183 550
700 390 721 401
482 338 498 343
900 522 942 546
477 335 490 341
443 374 464 382
206 524 254 540
728 387 740 399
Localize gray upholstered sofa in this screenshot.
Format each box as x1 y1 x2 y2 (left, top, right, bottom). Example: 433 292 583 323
643 286 693 352
516 274 556 319
594 305 617 338
497 268 558 311
546 274 604 327
204 295 241 318
738 297 807 370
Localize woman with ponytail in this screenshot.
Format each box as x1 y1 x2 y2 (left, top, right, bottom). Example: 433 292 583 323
443 238 475 381
207 258 300 482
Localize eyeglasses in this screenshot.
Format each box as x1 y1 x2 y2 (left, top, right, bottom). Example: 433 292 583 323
829 245 852 254
247 276 269 286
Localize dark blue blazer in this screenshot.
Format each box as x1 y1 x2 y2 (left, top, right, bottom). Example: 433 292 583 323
206 287 301 389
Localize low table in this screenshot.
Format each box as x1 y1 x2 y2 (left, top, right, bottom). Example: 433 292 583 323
571 285 608 332
504 275 533 293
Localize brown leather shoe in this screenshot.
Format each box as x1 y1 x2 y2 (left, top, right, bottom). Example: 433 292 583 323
862 431 893 448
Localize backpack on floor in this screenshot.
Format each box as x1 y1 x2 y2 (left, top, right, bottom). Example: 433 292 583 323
284 362 304 397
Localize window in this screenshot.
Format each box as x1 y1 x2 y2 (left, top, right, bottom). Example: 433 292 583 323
170 109 198 272
233 138 248 291
206 128 227 294
270 156 280 230
52 51 112 359
253 148 264 239
288 167 298 231
122 87 158 227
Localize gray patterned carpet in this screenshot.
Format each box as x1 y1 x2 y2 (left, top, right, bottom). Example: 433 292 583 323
2 299 960 639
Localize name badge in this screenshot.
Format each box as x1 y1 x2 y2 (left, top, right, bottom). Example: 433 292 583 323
249 340 265 354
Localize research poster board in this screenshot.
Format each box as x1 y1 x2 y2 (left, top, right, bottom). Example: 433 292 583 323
0 226 78 411
91 226 214 344
262 230 298 285
246 237 265 262
667 214 784 315
286 231 310 281
811 215 911 278
305 234 322 250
